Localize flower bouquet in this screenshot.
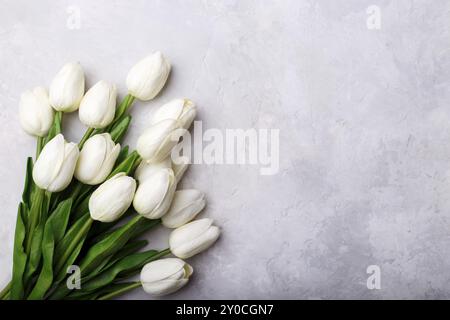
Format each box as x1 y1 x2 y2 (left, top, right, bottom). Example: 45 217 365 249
0 51 220 300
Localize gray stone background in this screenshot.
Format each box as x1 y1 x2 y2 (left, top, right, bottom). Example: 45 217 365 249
1 0 450 299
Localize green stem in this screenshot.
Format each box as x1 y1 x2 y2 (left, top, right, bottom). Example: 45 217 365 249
78 127 94 149
105 94 136 132
115 94 135 122
0 281 11 299
153 248 171 259
35 136 44 159
97 282 141 300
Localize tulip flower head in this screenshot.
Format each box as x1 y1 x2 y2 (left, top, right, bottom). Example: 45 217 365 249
126 51 171 101
171 155 190 183
169 218 220 259
151 98 197 130
134 157 172 183
19 86 54 137
162 189 206 228
136 119 181 162
89 173 136 222
79 80 117 129
32 134 79 192
75 133 121 185
133 168 176 219
140 258 193 296
49 62 85 112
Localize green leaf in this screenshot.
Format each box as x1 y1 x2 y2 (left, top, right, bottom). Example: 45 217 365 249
27 224 54 300
116 145 129 165
100 240 148 271
59 239 147 299
65 249 156 299
116 248 170 282
89 216 159 245
108 150 140 178
53 213 93 278
110 115 131 143
78 215 144 276
114 94 135 121
21 157 33 209
47 232 90 300
96 282 141 300
80 239 148 288
27 199 73 299
64 290 101 300
50 199 72 243
23 189 49 286
129 219 161 240
23 220 44 283
50 224 133 300
87 209 132 242
67 282 139 300
54 237 86 284
71 187 93 220
10 203 28 299
81 250 158 293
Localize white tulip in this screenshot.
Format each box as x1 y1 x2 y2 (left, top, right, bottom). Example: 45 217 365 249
126 51 171 101
75 133 121 185
133 168 176 219
171 156 190 183
151 99 196 129
169 218 220 259
19 87 54 137
49 62 85 112
162 190 206 228
136 119 181 162
79 80 117 129
89 173 136 222
140 258 193 296
134 157 171 182
32 134 79 192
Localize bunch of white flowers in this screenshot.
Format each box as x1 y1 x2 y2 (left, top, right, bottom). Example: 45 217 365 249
2 52 220 301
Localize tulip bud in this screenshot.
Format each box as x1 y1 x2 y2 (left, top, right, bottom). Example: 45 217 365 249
49 62 85 112
162 190 206 228
126 51 171 101
169 218 220 259
151 99 196 129
75 133 121 185
140 258 193 296
136 119 181 162
133 168 176 219
134 157 171 182
32 134 79 192
19 87 54 137
79 80 117 129
89 173 136 222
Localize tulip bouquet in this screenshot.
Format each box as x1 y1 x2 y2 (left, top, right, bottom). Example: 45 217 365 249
0 52 220 300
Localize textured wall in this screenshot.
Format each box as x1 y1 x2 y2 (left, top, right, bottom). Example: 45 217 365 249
1 0 450 299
